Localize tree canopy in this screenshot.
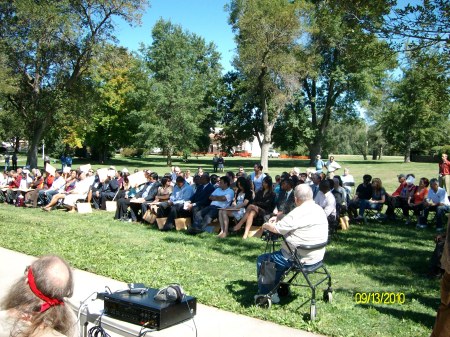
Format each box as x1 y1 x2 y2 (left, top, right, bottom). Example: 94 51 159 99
228 0 309 170
0 0 148 167
136 19 223 165
378 49 450 162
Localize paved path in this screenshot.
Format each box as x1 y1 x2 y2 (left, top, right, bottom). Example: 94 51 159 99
0 247 326 337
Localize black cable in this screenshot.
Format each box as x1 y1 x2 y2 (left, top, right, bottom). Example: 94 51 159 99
184 293 198 337
164 283 198 337
137 323 155 337
88 315 110 337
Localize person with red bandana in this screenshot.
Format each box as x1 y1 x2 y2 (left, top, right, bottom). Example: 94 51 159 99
0 255 77 337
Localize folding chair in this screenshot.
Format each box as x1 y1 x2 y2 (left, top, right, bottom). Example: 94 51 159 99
343 182 355 201
254 232 332 320
364 206 384 222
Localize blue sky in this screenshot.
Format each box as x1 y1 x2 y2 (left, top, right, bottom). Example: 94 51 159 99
113 0 420 75
114 0 236 73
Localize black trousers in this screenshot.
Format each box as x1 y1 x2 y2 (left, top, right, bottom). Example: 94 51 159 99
115 198 131 219
163 203 191 229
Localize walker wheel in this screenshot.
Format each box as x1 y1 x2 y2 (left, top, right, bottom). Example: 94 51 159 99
323 290 333 303
254 295 272 309
310 304 316 320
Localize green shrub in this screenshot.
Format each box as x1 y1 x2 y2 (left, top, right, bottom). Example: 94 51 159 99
121 147 144 157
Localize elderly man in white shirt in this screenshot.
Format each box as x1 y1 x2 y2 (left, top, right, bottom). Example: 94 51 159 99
256 184 328 298
421 178 450 232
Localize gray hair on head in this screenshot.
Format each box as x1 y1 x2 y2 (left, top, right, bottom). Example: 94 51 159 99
294 183 313 202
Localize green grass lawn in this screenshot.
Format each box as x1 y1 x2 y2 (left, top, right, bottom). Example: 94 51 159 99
0 155 442 336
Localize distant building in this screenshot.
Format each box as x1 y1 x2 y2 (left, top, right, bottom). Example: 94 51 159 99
208 128 265 157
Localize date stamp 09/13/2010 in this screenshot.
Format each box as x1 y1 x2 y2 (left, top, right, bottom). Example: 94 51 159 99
354 292 406 305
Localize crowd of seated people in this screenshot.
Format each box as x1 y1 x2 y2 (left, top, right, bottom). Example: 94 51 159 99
343 172 449 232
1 159 448 234
217 176 253 238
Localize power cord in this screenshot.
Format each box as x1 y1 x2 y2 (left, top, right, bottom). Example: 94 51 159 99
185 297 198 337
76 287 114 337
88 315 110 337
76 291 98 336
137 323 155 337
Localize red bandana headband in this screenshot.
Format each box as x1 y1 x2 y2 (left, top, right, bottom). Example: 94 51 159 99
27 267 64 312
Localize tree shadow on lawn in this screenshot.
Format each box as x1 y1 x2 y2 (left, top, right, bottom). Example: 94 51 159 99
225 279 330 324
74 155 313 176
324 225 439 294
361 301 437 329
161 233 263 264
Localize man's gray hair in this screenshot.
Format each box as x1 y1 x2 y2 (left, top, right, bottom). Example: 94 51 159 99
294 183 313 201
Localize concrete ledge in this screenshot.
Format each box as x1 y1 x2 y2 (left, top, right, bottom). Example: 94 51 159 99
0 247 324 337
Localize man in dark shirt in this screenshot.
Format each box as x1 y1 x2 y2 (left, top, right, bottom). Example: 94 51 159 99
115 172 160 222
430 215 450 336
348 174 372 221
273 177 296 220
184 173 215 218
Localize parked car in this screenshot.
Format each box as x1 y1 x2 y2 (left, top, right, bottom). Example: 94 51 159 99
268 150 280 158
233 150 252 157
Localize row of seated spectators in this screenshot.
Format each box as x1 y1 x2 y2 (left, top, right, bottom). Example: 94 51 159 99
0 164 354 238
7 164 443 235
346 173 449 232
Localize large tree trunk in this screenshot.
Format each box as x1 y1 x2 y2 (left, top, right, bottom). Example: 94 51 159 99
26 122 46 169
260 141 270 172
166 146 173 166
404 135 411 163
260 105 275 171
308 139 322 167
99 148 108 164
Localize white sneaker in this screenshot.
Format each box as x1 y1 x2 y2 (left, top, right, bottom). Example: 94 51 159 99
271 293 280 304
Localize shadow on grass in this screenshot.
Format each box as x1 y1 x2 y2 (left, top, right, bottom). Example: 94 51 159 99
362 302 436 328
224 280 256 307
161 232 263 264
224 278 325 321
74 156 311 173
159 217 439 308
321 222 439 294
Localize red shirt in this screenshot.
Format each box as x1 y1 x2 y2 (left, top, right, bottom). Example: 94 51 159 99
46 175 55 188
392 182 407 197
413 187 428 205
9 175 22 188
439 159 450 175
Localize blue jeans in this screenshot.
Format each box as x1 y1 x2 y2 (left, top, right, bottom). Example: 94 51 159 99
359 199 382 217
192 205 220 230
256 251 293 295
425 205 450 228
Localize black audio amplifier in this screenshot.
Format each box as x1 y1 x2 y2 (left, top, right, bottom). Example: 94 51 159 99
103 288 196 330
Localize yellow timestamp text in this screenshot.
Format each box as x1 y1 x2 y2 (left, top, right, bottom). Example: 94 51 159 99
354 292 405 305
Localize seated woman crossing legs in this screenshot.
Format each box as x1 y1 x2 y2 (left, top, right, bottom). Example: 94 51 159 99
217 176 252 238
233 176 276 239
